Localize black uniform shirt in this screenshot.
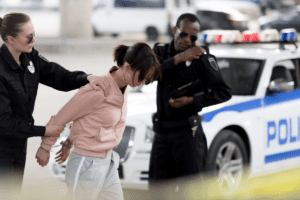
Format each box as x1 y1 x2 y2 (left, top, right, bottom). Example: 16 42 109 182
153 40 232 122
0 44 89 139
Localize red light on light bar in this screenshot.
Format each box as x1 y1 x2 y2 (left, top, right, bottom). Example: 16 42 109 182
214 35 222 43
242 33 260 42
242 34 250 42
251 33 260 42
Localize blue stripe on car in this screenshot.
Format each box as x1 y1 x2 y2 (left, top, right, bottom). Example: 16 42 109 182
202 99 262 122
202 89 300 123
265 149 300 163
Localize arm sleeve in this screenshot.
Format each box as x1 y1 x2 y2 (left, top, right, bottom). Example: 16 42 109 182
32 48 89 91
192 55 232 112
153 44 179 73
41 84 105 147
0 79 45 139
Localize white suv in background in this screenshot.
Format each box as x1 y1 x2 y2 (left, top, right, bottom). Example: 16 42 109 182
91 0 196 40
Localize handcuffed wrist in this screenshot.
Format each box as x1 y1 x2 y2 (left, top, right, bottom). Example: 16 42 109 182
40 142 52 151
41 141 52 147
40 146 51 152
60 140 73 149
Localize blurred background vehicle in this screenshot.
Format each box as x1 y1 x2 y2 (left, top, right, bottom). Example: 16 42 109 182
195 4 249 32
259 1 300 32
195 0 261 31
0 0 104 10
92 0 196 41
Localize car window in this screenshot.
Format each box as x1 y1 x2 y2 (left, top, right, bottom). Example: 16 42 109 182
217 58 263 95
266 59 298 95
114 0 165 8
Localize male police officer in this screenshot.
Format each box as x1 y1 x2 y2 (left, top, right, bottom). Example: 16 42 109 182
148 13 232 199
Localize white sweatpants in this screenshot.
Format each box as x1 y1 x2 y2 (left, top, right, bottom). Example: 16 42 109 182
65 151 123 200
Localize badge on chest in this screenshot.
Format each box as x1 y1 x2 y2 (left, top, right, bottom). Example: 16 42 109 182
27 61 35 74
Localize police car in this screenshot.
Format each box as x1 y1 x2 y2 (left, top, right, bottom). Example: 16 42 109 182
49 28 300 193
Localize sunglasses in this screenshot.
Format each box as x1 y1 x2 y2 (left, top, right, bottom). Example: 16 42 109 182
177 27 198 42
27 33 35 44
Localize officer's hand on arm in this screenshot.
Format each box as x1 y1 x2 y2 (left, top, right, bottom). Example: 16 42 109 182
174 47 206 65
169 96 194 108
44 116 65 137
35 147 50 167
87 75 111 97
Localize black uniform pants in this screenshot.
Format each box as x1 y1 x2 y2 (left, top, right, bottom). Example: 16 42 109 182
0 137 27 196
148 124 207 200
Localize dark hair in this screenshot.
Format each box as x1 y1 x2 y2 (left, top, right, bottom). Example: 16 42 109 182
176 13 201 29
113 42 161 85
0 12 31 42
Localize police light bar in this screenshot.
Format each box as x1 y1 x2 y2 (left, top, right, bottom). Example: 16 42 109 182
200 30 242 43
200 28 298 49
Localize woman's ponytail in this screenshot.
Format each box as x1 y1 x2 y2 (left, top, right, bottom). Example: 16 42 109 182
113 45 129 67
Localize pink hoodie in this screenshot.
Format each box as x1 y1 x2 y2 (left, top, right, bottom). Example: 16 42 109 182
41 66 128 157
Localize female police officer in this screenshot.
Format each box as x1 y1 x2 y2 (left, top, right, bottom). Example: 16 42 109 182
0 12 109 195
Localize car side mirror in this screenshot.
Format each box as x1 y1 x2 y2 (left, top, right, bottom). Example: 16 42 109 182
269 78 294 93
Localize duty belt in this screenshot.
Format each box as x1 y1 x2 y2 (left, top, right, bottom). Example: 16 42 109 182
153 114 203 129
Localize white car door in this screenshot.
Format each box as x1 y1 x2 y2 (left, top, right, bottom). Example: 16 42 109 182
263 59 300 172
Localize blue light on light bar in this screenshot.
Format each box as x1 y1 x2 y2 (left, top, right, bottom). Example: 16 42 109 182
200 34 207 42
280 28 297 42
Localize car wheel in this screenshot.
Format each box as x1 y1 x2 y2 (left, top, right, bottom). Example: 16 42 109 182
206 129 249 194
93 27 102 37
146 26 159 41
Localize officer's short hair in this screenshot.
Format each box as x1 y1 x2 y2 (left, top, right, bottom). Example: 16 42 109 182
176 13 201 29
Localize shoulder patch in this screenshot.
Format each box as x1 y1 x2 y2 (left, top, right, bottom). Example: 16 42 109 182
38 53 49 62
208 57 219 71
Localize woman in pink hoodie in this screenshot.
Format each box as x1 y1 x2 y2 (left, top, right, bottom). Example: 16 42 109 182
37 42 161 200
